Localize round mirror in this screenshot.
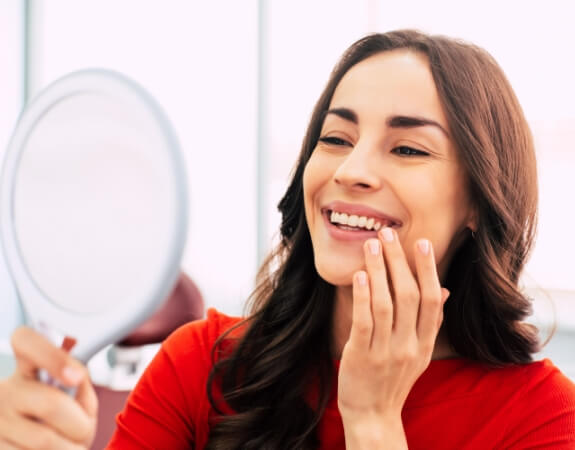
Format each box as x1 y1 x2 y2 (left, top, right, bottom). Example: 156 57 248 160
0 70 188 362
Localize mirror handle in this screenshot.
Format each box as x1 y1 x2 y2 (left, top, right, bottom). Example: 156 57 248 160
36 321 78 397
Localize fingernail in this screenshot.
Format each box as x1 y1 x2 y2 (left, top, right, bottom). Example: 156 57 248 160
357 271 367 286
381 227 394 242
368 239 379 255
417 239 430 255
62 366 83 385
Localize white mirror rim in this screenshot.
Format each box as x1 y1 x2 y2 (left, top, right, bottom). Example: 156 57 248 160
0 69 188 361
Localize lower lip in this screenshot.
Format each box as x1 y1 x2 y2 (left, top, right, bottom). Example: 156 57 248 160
322 211 382 241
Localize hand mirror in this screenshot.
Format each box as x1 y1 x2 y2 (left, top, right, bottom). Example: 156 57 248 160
0 69 188 365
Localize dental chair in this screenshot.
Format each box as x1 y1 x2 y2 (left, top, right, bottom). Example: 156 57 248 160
90 272 205 450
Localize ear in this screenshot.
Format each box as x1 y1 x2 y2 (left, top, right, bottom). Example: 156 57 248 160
466 207 478 233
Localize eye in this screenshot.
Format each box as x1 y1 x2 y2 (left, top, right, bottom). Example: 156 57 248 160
318 136 352 147
392 146 429 157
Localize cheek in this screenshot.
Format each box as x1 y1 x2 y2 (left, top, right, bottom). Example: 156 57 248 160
302 151 363 286
302 159 316 222
303 151 328 220
400 170 471 269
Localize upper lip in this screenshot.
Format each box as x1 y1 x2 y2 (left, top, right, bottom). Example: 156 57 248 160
322 201 403 226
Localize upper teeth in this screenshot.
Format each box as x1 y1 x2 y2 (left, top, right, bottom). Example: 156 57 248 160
329 211 389 230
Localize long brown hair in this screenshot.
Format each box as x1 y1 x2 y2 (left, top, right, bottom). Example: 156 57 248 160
205 29 539 449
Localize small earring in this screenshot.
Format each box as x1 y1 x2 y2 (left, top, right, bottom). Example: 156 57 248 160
471 230 476 239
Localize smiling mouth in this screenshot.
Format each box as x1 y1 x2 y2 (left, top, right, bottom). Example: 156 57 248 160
325 209 401 231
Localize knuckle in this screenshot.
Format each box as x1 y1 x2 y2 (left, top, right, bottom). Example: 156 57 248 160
395 347 418 363
355 321 372 336
73 417 94 443
408 288 421 303
34 395 59 419
372 298 392 315
32 430 58 450
397 287 419 304
422 293 442 308
368 357 386 370
420 340 435 355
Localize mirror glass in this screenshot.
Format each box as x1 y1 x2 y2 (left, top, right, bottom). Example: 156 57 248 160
1 70 188 361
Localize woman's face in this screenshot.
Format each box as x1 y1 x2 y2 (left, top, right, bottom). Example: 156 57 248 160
303 50 475 287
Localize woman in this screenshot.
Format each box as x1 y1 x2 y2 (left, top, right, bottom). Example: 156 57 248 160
1 30 574 449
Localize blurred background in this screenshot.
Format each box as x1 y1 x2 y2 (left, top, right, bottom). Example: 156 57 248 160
0 1 573 379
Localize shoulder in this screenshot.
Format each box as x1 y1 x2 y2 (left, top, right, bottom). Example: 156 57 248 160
501 358 575 400
461 358 575 411
514 358 575 409
500 359 575 447
409 358 575 421
424 357 575 399
403 359 575 448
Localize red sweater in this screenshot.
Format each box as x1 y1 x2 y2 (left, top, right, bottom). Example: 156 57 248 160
107 309 575 449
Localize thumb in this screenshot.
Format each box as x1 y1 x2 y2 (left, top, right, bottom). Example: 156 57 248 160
441 288 450 304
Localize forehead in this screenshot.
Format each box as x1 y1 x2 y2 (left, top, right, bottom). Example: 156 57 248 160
330 50 448 127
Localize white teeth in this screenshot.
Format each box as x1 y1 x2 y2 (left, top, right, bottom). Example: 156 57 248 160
329 210 387 231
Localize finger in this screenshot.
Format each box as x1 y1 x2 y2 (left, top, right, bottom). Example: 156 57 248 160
349 271 373 350
378 227 420 336
11 327 85 387
11 376 95 444
0 439 19 450
436 288 450 330
0 414 86 450
75 371 98 420
413 239 443 346
363 238 393 353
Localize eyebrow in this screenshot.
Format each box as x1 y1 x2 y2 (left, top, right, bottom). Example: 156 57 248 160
325 107 449 138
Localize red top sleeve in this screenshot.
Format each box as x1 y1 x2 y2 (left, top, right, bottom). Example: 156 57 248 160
106 309 241 450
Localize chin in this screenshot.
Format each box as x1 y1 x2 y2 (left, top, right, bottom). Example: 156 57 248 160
314 257 359 287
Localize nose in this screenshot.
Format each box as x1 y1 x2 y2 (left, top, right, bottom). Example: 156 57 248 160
333 139 382 191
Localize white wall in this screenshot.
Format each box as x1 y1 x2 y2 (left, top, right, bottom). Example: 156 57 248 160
31 0 259 317
0 0 24 339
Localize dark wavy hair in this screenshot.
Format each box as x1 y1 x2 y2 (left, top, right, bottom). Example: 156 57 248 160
205 29 539 449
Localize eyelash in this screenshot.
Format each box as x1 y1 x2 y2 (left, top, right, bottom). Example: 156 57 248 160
392 146 429 157
317 136 429 157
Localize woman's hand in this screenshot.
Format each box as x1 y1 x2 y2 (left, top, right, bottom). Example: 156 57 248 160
0 327 98 449
338 227 449 449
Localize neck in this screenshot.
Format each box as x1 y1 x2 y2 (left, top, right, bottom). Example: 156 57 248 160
331 285 457 360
